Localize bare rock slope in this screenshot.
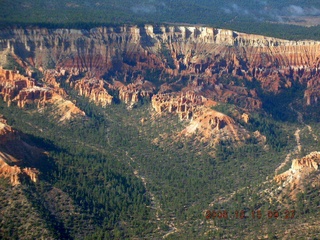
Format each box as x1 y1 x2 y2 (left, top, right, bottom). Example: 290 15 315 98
0 67 85 122
0 116 40 185
274 152 320 199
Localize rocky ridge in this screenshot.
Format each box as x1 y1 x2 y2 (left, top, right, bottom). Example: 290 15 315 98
1 24 320 144
73 77 113 107
0 67 85 122
67 73 156 107
152 91 215 119
0 116 39 185
274 152 320 199
152 91 248 144
118 78 155 105
1 25 320 106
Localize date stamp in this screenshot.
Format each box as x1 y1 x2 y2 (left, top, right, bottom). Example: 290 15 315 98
205 209 295 220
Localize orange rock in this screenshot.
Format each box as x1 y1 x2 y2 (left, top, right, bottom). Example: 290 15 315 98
74 78 113 107
152 91 248 144
0 117 40 186
242 113 250 124
274 152 320 195
152 91 206 119
291 152 320 171
2 25 320 108
0 68 84 122
118 79 155 105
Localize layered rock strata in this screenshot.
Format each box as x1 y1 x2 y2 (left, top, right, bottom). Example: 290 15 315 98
1 25 320 108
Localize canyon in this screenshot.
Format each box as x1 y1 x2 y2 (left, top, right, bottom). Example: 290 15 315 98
0 24 320 144
0 24 319 239
0 25 319 108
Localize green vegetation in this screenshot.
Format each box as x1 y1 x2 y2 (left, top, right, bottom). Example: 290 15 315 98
3 54 26 75
1 0 320 40
0 182 59 239
158 42 175 69
1 79 317 238
0 100 156 239
0 18 319 236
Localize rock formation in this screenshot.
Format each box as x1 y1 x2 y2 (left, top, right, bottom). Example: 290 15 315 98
304 76 320 105
118 78 155 105
0 67 52 107
73 77 113 107
66 73 156 107
0 25 320 113
152 91 214 120
0 24 319 146
0 67 85 121
13 87 53 108
274 152 320 199
43 69 66 93
181 107 249 144
0 116 40 185
184 78 262 110
275 152 320 183
1 24 320 146
242 113 250 123
152 91 248 144
0 118 16 144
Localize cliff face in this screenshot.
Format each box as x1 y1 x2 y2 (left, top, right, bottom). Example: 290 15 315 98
73 77 113 107
0 67 85 121
118 78 155 105
0 116 40 186
274 152 320 199
1 25 320 144
1 25 319 109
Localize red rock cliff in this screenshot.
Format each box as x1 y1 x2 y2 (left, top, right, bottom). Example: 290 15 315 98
0 67 85 121
1 25 320 109
73 77 113 107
